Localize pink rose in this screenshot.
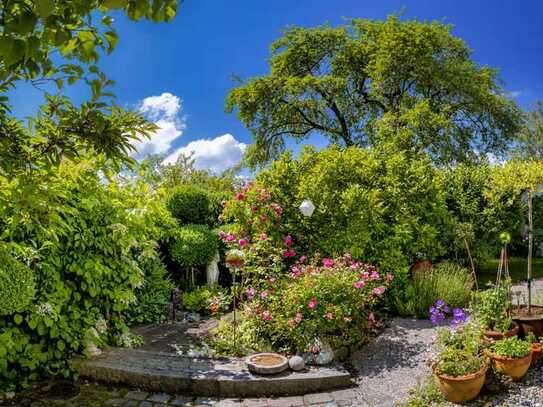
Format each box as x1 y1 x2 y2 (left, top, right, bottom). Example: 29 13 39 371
322 258 334 268
238 238 248 247
235 192 245 201
259 233 268 241
246 287 255 299
262 310 273 321
385 273 394 282
295 312 303 323
259 214 268 222
370 271 380 281
299 255 307 263
269 276 277 284
353 280 366 289
260 290 269 299
324 312 334 320
350 262 360 271
226 232 236 242
284 235 293 247
372 286 386 296
287 319 296 327
308 297 317 309
283 249 296 258
361 271 369 279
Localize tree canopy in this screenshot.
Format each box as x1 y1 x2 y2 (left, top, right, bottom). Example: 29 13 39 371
0 0 179 171
226 15 522 167
515 101 543 160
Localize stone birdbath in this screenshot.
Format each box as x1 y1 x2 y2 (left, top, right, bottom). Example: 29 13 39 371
246 353 289 375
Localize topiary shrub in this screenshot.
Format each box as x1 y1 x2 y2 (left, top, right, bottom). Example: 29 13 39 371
0 247 35 316
168 224 219 267
166 186 211 225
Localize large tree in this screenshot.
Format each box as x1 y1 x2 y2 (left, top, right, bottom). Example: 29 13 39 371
226 15 521 167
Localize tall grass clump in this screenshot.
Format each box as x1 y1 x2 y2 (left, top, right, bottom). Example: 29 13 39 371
396 262 474 318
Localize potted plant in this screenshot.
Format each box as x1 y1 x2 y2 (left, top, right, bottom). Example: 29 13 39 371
431 305 488 404
487 336 532 381
526 332 541 366
470 283 518 341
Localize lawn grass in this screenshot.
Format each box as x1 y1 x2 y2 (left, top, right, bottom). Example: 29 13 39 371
477 257 543 287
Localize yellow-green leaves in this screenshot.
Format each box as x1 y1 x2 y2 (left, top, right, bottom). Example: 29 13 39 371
34 0 56 18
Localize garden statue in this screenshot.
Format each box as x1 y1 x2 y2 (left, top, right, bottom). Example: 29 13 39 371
206 250 220 288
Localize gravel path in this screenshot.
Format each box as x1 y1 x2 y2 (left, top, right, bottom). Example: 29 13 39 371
350 318 436 406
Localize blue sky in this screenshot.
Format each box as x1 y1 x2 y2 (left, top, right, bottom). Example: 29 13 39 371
9 0 543 172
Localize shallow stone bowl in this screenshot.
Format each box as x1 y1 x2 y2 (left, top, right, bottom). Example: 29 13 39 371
246 353 289 375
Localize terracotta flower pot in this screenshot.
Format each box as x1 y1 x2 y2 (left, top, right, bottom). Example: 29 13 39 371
488 350 532 381
531 343 542 366
483 323 519 342
432 363 487 404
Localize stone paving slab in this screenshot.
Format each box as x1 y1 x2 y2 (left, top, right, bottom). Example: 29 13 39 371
71 348 353 398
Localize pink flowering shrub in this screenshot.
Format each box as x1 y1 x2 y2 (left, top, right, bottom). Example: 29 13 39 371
243 253 393 352
218 183 296 283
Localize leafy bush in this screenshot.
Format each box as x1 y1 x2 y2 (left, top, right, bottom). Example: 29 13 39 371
182 286 230 314
0 246 35 316
241 254 393 353
168 224 219 268
0 159 168 390
470 283 512 333
434 321 485 377
255 146 452 272
490 337 532 359
395 262 473 318
125 258 174 325
166 185 211 225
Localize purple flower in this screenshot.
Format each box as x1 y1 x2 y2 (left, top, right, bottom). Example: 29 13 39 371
451 308 468 326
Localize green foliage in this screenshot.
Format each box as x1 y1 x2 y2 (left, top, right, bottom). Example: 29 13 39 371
227 15 521 167
515 101 543 160
441 163 523 261
209 316 272 357
470 283 512 332
434 322 485 377
0 246 36 316
181 286 230 315
168 224 219 268
167 186 212 225
255 146 451 272
0 159 168 390
395 262 474 318
405 380 445 407
490 337 532 359
0 0 178 110
124 258 174 325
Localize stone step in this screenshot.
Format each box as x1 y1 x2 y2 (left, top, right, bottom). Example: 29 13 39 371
70 348 354 398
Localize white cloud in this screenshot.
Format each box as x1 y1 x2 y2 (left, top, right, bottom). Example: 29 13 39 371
132 93 185 157
164 133 247 173
139 92 181 121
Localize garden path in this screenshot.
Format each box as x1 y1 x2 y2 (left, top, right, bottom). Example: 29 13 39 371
350 318 436 406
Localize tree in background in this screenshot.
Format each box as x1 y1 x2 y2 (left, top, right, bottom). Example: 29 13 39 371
516 101 543 160
226 15 521 168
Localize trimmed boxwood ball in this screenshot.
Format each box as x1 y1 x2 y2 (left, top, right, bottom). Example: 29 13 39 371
167 185 211 225
0 248 36 316
168 224 219 267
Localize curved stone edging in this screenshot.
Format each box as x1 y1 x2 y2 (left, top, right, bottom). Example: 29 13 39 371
70 348 353 397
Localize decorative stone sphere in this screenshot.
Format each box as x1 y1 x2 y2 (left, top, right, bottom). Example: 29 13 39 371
289 355 305 371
